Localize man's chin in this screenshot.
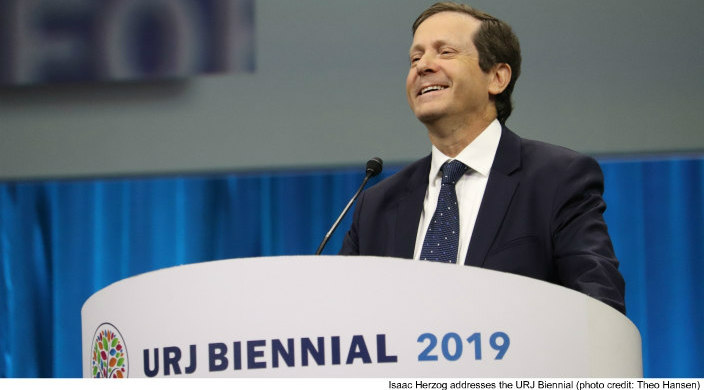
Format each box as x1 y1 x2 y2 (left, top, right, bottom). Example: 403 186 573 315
414 110 444 124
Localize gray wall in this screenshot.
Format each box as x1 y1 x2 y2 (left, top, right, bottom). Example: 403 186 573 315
2 0 703 180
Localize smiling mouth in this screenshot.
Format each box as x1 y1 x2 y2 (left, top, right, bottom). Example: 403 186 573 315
418 85 448 96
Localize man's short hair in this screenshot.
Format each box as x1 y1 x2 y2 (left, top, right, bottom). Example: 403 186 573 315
412 2 521 124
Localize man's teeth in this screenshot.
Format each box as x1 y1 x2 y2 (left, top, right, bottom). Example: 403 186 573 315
420 85 447 95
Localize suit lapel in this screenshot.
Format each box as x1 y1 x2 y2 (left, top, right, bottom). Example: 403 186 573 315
465 127 522 267
391 156 430 258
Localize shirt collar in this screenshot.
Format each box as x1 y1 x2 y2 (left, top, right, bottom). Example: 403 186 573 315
429 119 502 179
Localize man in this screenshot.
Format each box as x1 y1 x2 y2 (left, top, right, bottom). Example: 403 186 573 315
339 2 626 314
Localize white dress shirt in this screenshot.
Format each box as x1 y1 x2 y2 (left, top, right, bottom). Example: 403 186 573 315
413 119 502 264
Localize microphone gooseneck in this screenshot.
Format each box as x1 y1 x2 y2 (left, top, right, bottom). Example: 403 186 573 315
315 157 383 255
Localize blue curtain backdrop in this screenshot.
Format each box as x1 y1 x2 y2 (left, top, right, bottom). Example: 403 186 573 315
1 156 703 378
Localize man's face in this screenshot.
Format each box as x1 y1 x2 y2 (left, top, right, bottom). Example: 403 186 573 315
406 12 494 126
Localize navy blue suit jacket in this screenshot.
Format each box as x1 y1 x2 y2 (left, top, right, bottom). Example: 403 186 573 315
340 127 626 314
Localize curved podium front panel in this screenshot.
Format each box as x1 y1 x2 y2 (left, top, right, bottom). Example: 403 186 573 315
81 256 641 378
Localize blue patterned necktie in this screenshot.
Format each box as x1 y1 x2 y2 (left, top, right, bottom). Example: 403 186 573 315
420 160 468 263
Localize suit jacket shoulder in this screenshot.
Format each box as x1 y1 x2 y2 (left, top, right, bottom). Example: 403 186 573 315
362 155 430 204
477 127 624 313
339 155 430 258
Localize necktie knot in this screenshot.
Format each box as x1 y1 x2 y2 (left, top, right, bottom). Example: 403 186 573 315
441 160 468 185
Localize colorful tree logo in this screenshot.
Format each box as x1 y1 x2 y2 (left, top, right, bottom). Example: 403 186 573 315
91 323 129 378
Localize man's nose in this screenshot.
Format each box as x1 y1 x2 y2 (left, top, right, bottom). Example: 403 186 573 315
416 54 437 74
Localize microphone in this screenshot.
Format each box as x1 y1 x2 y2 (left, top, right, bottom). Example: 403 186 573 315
315 157 383 255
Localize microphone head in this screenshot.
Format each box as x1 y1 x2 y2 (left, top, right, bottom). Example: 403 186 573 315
366 157 383 177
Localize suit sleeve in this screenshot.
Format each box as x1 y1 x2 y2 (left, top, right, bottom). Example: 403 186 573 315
551 155 626 314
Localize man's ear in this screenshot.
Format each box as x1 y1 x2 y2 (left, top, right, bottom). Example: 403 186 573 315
488 63 511 95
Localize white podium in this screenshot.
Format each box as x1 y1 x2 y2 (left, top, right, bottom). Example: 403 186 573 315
81 256 641 378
